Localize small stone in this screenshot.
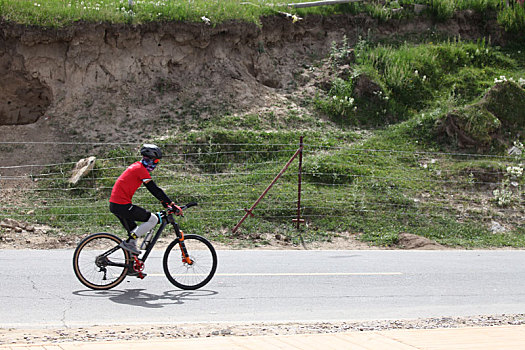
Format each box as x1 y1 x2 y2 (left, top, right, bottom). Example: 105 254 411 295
491 221 506 233
220 329 232 335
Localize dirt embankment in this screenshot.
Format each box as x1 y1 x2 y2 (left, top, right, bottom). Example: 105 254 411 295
0 12 508 170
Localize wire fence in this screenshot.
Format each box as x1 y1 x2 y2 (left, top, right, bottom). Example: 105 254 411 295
1 141 524 239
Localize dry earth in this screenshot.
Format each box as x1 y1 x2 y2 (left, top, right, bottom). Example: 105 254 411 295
0 216 446 251
2 314 525 345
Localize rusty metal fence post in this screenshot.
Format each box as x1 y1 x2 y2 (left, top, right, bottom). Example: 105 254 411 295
293 136 305 229
231 137 304 234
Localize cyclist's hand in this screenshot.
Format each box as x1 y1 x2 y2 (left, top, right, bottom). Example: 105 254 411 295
174 205 183 216
167 203 183 216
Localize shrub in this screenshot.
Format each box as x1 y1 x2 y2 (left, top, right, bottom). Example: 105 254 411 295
427 0 456 21
440 104 501 149
437 79 525 150
483 80 525 131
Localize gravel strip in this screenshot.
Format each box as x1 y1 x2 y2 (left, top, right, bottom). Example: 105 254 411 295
2 314 525 345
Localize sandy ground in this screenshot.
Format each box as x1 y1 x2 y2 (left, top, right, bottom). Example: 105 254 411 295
2 315 525 345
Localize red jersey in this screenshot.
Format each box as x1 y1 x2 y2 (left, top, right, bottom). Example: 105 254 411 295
109 161 151 204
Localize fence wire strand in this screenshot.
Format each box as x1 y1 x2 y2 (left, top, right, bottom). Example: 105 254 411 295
1 141 523 236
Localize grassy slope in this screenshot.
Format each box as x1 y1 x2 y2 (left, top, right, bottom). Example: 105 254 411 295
21 37 525 249
1 1 525 248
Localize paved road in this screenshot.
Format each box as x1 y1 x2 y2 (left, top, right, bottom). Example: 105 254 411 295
1 249 525 328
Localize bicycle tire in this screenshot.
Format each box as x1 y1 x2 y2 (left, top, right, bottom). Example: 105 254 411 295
73 232 130 290
163 234 217 290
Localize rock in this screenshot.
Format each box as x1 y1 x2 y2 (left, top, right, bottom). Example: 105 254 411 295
0 222 11 229
508 145 523 157
68 156 96 185
220 329 232 335
491 221 506 233
336 64 352 81
397 233 445 250
1 218 20 228
414 4 427 14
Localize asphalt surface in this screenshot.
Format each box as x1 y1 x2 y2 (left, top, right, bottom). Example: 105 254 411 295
1 249 525 327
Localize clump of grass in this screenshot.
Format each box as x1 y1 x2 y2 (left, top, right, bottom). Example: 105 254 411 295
316 37 518 126
0 0 282 26
427 0 456 21
1 0 524 31
436 79 525 151
498 1 525 33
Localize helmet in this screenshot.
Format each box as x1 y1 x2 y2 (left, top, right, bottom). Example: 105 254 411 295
140 144 162 160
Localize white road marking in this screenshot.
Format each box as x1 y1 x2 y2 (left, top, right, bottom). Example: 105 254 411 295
147 272 402 277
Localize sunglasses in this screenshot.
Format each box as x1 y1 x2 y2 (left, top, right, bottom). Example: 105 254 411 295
153 158 160 164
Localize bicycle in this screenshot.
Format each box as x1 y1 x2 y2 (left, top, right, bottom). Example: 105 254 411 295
73 202 217 290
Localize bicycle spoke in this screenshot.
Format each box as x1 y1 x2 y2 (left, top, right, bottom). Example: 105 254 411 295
73 233 129 290
163 235 217 290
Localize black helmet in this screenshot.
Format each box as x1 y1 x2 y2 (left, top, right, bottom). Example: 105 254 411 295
140 144 162 160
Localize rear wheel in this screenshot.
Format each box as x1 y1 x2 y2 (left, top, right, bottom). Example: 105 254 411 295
73 233 130 290
163 234 217 290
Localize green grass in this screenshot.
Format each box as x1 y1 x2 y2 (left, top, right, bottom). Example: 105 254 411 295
316 37 521 126
1 0 524 31
0 0 281 26
7 109 523 249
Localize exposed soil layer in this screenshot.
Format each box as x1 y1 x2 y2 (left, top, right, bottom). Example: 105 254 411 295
0 11 508 174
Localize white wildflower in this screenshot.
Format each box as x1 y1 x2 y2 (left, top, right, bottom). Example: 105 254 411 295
494 75 507 83
507 166 523 178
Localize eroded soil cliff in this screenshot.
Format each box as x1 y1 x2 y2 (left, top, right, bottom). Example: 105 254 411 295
0 12 507 169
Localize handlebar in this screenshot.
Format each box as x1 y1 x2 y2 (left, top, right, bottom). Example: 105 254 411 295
166 202 198 216
180 202 198 210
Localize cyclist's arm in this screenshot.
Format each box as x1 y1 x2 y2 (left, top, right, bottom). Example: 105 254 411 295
143 179 172 205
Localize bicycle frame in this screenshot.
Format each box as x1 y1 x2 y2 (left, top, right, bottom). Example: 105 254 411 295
139 211 170 262
101 209 191 271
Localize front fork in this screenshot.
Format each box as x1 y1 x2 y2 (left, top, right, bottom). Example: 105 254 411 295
174 224 193 265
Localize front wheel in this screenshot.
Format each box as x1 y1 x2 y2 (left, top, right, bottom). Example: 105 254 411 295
163 234 217 290
73 232 130 290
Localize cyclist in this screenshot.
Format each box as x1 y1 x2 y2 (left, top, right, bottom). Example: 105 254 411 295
109 144 182 256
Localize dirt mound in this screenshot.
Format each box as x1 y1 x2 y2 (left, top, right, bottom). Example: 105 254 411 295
438 80 525 150
396 233 445 250
0 218 72 249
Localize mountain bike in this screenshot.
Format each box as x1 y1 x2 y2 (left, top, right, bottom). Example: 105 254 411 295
73 203 217 290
